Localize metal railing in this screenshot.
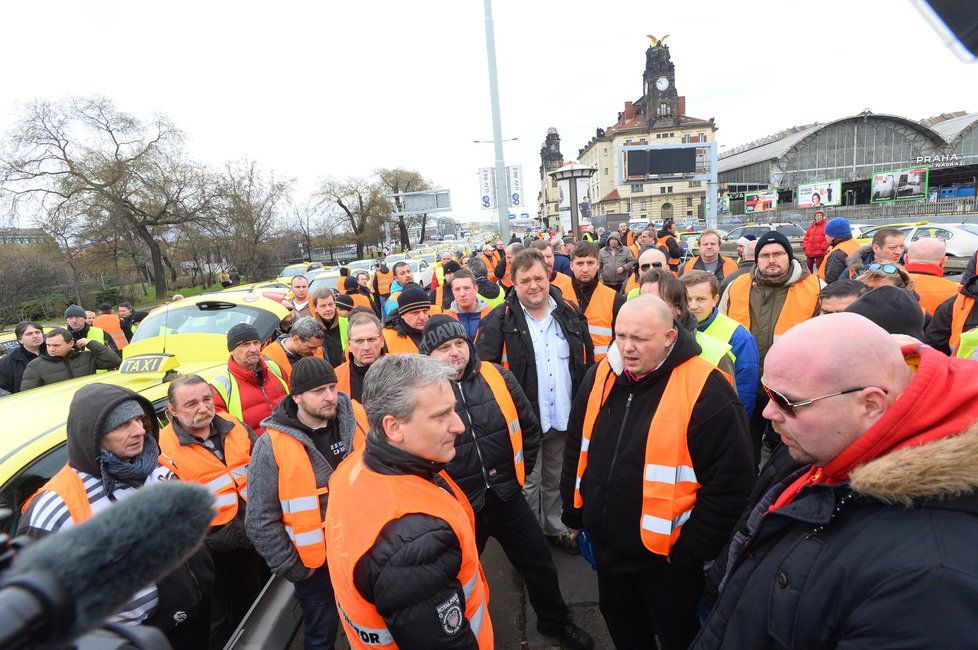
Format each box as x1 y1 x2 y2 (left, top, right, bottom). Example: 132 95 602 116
737 198 978 225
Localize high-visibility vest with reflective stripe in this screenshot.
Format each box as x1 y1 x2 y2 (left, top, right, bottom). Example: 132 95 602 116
266 426 329 569
325 447 493 649
21 464 92 523
702 312 742 363
956 328 978 360
551 272 575 304
477 362 524 485
583 282 617 361
435 284 446 309
480 289 505 308
92 314 129 349
629 243 640 259
261 339 324 383
211 358 288 424
374 269 395 295
339 316 349 351
574 356 712 556
695 331 733 370
726 273 820 339
382 329 419 355
949 293 977 350
657 235 680 267
434 262 446 285
157 413 251 527
681 256 738 278
622 274 640 298
817 238 860 279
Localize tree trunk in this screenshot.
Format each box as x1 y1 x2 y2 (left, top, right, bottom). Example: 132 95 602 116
162 251 179 283
139 232 168 299
397 216 411 250
418 213 429 245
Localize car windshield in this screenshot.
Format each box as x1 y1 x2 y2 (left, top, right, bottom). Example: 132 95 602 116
959 224 978 237
132 301 283 341
279 264 307 278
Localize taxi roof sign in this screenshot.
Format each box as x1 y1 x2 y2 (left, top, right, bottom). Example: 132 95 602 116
120 353 180 375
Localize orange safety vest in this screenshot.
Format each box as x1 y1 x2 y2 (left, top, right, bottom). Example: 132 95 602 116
910 272 960 315
629 243 640 259
325 447 493 649
657 235 680 267
350 400 369 451
261 339 324 383
726 273 820 338
499 262 512 289
335 361 352 397
480 252 500 282
583 282 617 361
551 272 576 304
383 328 420 355
157 413 251 527
435 284 446 309
374 269 395 295
478 362 525 485
336 277 348 291
574 356 712 556
681 256 739 278
22 464 92 523
817 238 860 279
622 274 640 296
949 293 977 350
349 293 373 312
92 314 129 349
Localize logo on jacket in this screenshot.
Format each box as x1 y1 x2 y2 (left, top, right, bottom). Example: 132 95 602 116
172 610 188 624
437 592 463 635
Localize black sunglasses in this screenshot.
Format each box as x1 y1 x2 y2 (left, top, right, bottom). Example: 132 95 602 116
640 262 664 271
761 378 868 417
866 263 898 274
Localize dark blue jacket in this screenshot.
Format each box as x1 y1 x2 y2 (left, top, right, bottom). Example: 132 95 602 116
553 253 572 276
698 310 760 418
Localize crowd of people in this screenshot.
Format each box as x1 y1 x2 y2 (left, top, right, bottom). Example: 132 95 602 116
11 216 978 649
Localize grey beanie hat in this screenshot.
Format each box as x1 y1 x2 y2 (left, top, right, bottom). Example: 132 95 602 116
64 304 87 318
101 399 146 437
420 314 468 354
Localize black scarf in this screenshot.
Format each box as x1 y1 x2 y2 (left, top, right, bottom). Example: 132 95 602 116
98 435 162 499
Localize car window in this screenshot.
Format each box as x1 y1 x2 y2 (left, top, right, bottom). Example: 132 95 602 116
725 227 743 240
960 224 978 237
0 444 68 536
913 227 953 241
775 224 805 236
280 265 306 277
132 302 283 342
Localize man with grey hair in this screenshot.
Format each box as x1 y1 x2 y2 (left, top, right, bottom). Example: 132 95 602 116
550 237 573 275
325 355 495 648
261 316 325 384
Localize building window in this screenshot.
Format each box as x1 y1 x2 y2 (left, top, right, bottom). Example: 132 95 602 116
658 103 669 117
551 178 557 188
639 199 647 210
689 180 701 187
603 168 609 176
631 184 644 193
603 147 608 154
639 138 647 145
686 197 693 207
686 210 693 217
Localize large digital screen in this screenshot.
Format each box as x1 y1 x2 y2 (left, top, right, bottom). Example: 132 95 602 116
871 167 929 203
625 148 696 178
797 179 842 207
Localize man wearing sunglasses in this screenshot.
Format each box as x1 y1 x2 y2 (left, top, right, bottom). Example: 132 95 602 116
720 230 822 461
622 247 669 299
694 312 978 649
846 226 905 278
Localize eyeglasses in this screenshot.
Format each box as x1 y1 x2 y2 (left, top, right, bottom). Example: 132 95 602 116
866 263 898 274
757 251 788 261
761 378 869 417
349 336 381 346
640 262 663 271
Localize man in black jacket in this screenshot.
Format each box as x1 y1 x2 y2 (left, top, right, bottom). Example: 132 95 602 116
476 249 594 551
421 316 593 650
20 327 121 390
0 321 45 394
925 273 978 355
561 296 754 650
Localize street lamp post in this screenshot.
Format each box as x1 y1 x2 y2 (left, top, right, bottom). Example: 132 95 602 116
482 0 510 243
549 162 597 238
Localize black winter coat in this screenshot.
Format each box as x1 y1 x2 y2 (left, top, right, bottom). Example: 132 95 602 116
0 344 40 393
925 273 978 354
560 326 755 573
446 347 541 512
475 286 593 424
694 423 978 650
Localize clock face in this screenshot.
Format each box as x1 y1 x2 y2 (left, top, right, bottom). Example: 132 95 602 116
655 76 669 91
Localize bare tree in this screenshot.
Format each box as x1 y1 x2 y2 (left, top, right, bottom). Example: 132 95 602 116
376 168 429 250
317 177 389 259
0 97 215 298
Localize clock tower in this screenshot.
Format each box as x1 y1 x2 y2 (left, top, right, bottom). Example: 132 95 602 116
642 37 679 125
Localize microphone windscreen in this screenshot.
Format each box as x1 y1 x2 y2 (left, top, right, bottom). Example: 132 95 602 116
3 481 213 638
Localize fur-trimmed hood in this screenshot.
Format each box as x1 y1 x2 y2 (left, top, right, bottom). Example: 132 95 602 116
850 421 978 506
846 243 875 275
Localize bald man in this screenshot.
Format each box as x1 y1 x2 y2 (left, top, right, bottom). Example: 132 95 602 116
494 241 523 293
562 296 753 650
904 237 960 314
695 313 978 649
622 247 669 298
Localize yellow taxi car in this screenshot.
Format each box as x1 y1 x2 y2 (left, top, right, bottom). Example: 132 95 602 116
0 292 290 535
855 221 930 245
0 330 19 357
274 261 327 284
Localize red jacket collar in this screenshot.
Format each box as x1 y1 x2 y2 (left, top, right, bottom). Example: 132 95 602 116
904 261 944 277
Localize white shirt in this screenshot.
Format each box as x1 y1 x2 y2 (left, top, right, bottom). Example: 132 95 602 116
521 297 572 432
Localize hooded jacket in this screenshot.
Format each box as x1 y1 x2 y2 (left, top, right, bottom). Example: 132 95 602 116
598 235 635 285
476 276 502 303
19 339 121 390
846 242 880 278
560 326 755 573
245 392 359 583
211 356 288 435
383 279 408 316
475 286 594 425
694 346 978 649
801 218 828 258
925 273 978 354
19 384 214 642
0 343 43 393
445 343 542 511
450 296 491 341
821 236 857 284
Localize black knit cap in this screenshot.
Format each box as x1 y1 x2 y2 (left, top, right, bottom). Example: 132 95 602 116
397 284 432 315
843 286 925 340
290 356 338 395
343 276 359 291
443 261 461 274
227 323 261 351
755 230 794 261
335 294 354 310
420 314 467 354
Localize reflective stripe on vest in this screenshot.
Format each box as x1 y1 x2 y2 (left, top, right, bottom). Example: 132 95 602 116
21 464 92 523
948 293 976 350
339 316 349 351
695 330 733 369
584 282 617 361
702 312 742 363
817 239 860 279
726 273 820 340
325 447 493 649
574 356 712 555
157 413 252 526
211 358 288 423
267 427 328 568
92 315 129 349
478 362 525 485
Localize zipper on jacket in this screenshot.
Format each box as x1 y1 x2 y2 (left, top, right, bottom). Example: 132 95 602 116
457 384 491 490
600 392 633 538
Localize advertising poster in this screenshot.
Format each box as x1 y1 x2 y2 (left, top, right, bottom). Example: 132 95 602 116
479 167 495 209
508 165 523 207
797 179 842 207
871 167 929 203
744 190 779 213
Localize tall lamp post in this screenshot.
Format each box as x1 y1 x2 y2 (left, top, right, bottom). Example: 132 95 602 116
549 162 597 238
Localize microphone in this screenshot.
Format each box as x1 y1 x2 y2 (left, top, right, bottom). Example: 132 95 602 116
0 481 214 649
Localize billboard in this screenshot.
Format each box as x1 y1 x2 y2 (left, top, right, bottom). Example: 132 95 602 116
797 179 842 208
871 167 929 203
557 178 591 218
744 190 779 213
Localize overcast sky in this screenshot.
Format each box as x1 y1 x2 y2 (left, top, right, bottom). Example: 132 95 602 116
1 0 973 224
